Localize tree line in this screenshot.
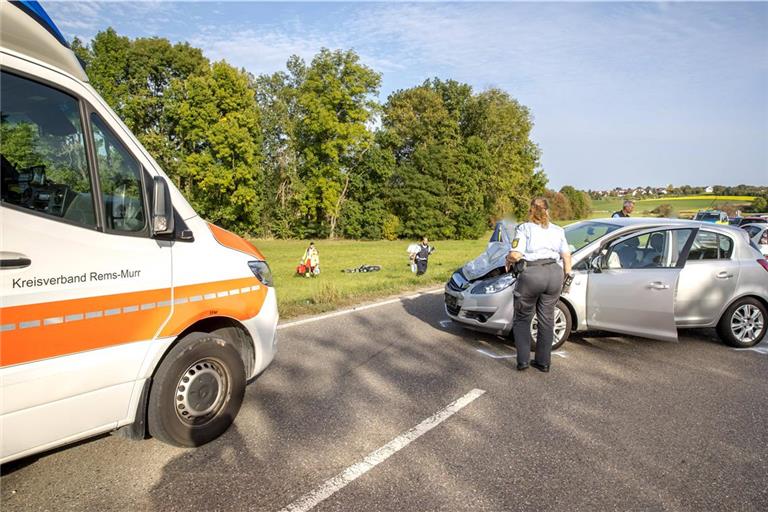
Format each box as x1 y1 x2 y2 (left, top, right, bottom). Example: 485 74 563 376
72 29 590 239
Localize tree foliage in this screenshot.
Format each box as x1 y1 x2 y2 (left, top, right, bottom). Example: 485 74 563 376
75 29 548 239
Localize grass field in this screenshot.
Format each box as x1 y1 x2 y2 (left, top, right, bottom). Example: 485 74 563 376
590 195 754 219
254 195 756 318
252 238 488 318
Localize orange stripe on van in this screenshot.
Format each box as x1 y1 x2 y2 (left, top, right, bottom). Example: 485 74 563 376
208 223 265 260
0 277 265 368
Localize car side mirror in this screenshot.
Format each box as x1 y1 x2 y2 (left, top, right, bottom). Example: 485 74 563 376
590 252 605 273
151 176 174 236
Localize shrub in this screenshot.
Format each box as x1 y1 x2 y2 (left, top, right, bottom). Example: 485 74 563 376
382 214 400 241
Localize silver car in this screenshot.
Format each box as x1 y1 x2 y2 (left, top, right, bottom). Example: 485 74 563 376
742 223 768 257
445 218 768 348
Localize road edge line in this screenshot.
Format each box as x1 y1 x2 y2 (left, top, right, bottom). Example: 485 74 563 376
277 287 444 330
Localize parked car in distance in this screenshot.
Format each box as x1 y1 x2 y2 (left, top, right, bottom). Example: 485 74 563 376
742 223 768 257
445 218 768 350
736 216 768 227
694 210 729 224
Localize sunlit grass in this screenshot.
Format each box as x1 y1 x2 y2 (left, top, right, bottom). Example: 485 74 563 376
251 237 488 318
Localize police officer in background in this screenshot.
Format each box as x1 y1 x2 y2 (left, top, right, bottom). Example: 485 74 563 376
612 200 634 218
506 198 572 372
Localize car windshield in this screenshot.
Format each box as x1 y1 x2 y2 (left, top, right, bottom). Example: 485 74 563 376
695 212 720 221
564 221 620 253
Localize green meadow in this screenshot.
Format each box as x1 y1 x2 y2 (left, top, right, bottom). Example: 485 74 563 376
252 238 488 319
253 195 755 319
589 195 754 219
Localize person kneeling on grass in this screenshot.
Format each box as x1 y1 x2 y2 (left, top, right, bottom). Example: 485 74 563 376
298 242 320 277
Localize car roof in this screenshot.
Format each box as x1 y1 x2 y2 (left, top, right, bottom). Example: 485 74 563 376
578 217 747 237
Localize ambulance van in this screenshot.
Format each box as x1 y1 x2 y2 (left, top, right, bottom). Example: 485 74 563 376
0 0 278 464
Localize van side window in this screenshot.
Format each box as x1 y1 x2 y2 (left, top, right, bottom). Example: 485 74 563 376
90 114 146 233
0 71 96 227
688 231 733 260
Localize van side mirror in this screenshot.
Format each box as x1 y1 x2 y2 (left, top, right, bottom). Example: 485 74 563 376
151 176 174 236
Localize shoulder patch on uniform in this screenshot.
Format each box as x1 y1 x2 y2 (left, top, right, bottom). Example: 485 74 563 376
511 239 519 249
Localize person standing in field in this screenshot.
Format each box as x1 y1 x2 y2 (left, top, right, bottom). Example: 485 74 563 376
612 200 635 218
415 237 435 276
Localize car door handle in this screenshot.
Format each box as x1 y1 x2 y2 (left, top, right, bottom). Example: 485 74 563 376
0 252 32 269
647 281 669 290
716 271 734 279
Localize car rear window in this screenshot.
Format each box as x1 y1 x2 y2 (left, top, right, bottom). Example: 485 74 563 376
687 231 733 260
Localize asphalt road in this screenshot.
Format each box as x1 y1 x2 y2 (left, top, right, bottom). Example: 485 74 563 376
3 290 768 511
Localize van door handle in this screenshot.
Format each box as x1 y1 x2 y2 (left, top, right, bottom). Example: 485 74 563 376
0 252 32 269
716 271 733 279
647 281 669 290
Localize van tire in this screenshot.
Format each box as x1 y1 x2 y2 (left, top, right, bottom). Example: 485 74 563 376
148 332 246 447
717 298 767 348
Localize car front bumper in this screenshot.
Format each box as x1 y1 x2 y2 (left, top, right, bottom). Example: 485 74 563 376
444 284 515 336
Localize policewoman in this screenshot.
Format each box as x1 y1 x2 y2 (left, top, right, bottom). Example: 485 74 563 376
506 198 572 372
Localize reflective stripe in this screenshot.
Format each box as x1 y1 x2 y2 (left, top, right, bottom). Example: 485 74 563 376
1 277 266 367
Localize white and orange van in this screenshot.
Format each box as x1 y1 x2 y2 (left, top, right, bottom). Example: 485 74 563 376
0 0 278 464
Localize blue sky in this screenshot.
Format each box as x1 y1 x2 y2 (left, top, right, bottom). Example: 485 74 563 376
45 1 768 190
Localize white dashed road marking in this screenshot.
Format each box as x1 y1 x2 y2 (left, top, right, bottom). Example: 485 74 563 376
476 348 515 359
278 388 486 512
734 338 768 354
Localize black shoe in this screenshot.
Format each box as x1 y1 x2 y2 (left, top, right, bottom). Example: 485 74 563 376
516 362 529 371
531 361 550 373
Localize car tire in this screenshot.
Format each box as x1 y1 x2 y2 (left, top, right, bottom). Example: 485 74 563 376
717 298 767 348
531 301 572 351
148 332 246 447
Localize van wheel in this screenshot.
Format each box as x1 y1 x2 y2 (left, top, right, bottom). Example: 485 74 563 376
148 332 245 447
717 298 767 348
531 301 572 351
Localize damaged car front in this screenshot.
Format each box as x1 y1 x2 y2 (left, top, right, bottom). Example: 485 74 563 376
445 219 621 349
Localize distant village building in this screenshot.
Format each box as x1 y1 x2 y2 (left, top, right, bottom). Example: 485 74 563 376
705 186 714 193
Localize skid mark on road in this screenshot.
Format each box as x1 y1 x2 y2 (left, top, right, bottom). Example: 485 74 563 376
277 388 486 512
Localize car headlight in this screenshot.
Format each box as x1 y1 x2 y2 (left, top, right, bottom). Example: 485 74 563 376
248 260 273 287
471 274 516 294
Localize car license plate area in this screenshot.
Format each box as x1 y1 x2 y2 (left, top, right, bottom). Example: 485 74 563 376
445 293 461 316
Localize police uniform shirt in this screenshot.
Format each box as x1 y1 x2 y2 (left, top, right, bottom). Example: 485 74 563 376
511 222 569 262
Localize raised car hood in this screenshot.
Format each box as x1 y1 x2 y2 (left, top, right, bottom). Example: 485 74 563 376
461 241 511 281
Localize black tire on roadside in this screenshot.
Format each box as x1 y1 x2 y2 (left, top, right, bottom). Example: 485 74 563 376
148 332 246 447
717 298 767 348
531 301 572 351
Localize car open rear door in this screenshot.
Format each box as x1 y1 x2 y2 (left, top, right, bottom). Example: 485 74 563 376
586 228 696 341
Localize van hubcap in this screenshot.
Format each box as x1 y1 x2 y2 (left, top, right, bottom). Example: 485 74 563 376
176 359 228 424
531 308 567 346
731 305 764 343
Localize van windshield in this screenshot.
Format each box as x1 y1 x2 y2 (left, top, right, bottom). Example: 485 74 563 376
565 221 620 253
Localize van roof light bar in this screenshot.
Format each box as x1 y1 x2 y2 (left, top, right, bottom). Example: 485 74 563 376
10 1 69 48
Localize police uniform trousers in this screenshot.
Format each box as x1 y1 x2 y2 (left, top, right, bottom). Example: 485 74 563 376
512 259 562 366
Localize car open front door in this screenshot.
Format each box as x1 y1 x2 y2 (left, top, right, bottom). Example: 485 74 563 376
586 228 696 341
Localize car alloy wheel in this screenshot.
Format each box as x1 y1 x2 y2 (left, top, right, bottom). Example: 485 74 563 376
731 304 765 344
531 307 567 346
